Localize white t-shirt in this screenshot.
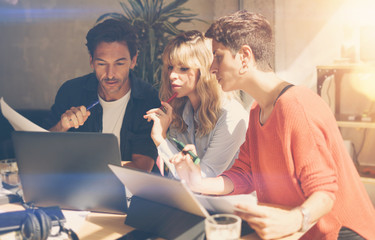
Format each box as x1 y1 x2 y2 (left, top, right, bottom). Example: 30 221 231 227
99 90 131 146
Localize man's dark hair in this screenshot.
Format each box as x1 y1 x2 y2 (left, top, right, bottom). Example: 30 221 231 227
86 18 138 59
205 10 273 71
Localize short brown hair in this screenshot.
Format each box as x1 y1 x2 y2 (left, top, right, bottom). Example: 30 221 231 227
205 10 273 71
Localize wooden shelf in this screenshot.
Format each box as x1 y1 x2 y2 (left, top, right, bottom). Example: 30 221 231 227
316 64 375 118
317 63 375 71
337 121 375 129
358 165 375 178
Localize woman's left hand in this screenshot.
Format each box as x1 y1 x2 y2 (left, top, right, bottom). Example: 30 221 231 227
234 203 302 240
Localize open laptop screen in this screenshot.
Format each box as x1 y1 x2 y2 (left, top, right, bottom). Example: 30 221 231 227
12 131 127 214
109 164 209 217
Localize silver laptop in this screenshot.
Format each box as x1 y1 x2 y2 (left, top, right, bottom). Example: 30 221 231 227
108 164 209 217
12 131 127 214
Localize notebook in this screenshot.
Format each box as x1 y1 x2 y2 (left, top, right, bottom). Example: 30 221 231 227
12 131 127 214
108 164 209 217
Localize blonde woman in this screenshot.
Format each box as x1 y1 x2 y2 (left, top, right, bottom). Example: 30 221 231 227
144 30 248 178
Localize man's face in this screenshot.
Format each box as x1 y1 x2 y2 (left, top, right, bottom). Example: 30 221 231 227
210 40 241 92
90 41 137 101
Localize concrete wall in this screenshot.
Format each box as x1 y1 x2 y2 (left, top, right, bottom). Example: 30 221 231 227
0 0 268 110
274 0 375 166
0 0 123 109
275 0 344 88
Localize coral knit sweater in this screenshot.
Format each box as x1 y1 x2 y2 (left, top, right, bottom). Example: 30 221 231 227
222 86 375 239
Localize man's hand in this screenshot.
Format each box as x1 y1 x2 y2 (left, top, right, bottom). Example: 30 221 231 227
50 106 91 132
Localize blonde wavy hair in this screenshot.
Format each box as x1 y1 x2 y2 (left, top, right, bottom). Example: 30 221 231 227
159 30 222 137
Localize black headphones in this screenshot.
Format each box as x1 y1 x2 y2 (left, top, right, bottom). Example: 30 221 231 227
21 208 51 240
20 206 79 240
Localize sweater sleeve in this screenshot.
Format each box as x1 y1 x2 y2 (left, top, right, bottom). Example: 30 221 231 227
286 94 338 201
157 138 179 178
221 119 255 195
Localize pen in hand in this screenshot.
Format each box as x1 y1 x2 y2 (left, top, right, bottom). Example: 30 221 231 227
170 137 200 165
159 92 178 110
87 100 100 111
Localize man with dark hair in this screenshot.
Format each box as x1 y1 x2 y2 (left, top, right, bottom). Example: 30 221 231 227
47 18 160 172
171 10 375 239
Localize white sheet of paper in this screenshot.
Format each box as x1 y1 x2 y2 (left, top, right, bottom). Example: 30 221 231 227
0 97 48 132
195 191 257 214
60 210 90 234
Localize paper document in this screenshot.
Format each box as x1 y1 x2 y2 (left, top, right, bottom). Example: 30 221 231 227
195 191 257 214
0 97 48 132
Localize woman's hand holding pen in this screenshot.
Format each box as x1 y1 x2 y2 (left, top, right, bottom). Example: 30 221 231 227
170 144 203 191
143 101 173 146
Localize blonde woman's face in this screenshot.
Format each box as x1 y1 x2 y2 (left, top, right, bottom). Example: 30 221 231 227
168 64 199 99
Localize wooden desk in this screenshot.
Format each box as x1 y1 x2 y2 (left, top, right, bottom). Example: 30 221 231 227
66 211 131 239
0 204 307 240
0 204 132 240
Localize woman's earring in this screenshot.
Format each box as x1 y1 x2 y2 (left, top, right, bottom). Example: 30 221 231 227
239 63 248 74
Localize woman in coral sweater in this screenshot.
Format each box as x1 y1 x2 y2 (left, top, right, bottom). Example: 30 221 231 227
171 10 375 240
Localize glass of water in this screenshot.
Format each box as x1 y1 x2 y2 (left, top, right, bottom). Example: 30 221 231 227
0 158 19 188
205 214 241 240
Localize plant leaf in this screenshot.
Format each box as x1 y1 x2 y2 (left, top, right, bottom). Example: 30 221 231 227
120 2 135 19
118 0 203 85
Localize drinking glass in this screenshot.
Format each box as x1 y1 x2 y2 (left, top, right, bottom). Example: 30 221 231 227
205 214 241 240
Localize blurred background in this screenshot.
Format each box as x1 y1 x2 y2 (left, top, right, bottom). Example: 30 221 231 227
1 0 375 171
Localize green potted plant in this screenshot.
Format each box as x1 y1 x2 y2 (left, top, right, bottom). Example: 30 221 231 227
97 0 205 88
